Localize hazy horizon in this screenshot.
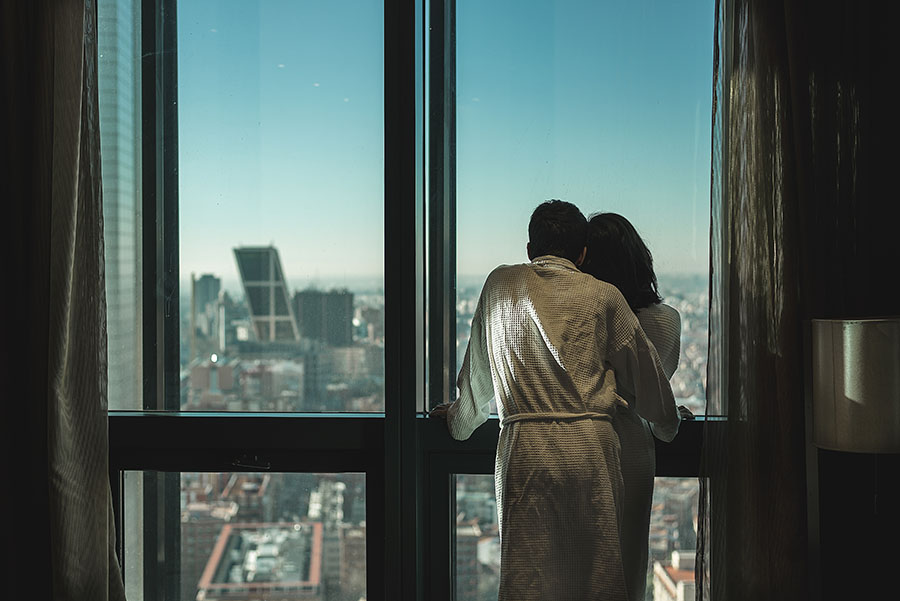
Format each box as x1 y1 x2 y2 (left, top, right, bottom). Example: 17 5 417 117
179 269 708 302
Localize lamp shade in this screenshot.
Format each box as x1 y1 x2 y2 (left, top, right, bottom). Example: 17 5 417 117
812 318 900 453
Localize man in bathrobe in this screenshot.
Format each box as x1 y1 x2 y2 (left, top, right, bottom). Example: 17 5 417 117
432 200 681 601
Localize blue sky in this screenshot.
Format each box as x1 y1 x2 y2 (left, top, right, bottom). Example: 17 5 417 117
178 0 714 286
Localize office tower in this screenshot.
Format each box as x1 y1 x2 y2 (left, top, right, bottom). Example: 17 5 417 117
358 305 384 342
190 273 223 363
98 10 144 601
293 288 354 347
194 274 221 314
99 0 141 410
234 246 300 342
217 291 251 352
193 273 221 336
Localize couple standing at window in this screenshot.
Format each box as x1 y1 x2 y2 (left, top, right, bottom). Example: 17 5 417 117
432 200 691 601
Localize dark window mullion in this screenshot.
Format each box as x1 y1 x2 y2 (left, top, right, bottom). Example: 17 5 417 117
141 0 179 414
428 0 457 409
384 1 422 600
140 0 180 598
109 413 386 471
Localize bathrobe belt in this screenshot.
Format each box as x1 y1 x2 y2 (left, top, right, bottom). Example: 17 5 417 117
501 411 613 426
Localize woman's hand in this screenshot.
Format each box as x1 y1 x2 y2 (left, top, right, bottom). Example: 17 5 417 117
677 405 694 420
430 402 452 419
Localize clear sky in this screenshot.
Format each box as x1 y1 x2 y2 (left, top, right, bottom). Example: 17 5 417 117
178 0 714 286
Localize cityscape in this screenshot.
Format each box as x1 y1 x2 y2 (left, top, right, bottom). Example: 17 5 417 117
180 471 366 601
97 0 713 596
178 245 707 601
180 247 386 413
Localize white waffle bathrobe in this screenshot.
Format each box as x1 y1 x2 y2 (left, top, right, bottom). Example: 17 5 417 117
447 256 680 601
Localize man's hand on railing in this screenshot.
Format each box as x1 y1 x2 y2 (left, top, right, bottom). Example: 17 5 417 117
430 402 452 418
678 405 695 420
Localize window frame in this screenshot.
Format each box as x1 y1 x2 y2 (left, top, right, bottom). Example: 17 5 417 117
108 1 714 600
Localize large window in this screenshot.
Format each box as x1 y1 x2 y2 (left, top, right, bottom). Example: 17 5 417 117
102 1 716 600
454 0 713 417
176 0 385 413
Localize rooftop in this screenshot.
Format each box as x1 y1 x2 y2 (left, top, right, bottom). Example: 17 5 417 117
197 522 323 597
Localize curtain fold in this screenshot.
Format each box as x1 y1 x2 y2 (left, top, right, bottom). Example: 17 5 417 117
3 1 126 599
699 0 900 599
700 1 809 598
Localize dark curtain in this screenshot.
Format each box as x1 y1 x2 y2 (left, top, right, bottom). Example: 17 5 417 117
699 0 900 599
2 1 126 599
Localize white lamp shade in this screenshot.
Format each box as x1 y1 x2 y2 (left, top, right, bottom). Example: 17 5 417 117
812 318 900 453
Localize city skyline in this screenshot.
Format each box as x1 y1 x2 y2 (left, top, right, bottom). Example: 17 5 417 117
177 0 714 282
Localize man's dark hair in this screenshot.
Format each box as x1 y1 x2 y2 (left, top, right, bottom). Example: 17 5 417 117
581 212 663 310
528 200 587 263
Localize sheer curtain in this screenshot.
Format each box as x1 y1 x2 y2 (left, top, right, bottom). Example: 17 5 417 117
699 0 899 599
3 1 126 599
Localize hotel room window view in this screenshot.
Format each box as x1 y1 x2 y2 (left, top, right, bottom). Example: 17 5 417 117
97 1 711 599
10 0 897 599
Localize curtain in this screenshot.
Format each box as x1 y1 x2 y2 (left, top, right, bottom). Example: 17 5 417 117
3 1 126 599
699 0 900 599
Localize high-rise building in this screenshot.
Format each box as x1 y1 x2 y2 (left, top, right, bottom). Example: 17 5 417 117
217 290 251 352
98 12 143 601
194 274 221 314
99 0 141 410
234 247 300 342
293 288 354 347
193 273 222 338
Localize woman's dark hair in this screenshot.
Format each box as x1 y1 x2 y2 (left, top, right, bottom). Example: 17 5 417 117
582 212 662 311
528 199 587 263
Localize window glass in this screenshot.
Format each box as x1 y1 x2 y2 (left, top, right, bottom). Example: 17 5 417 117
124 471 366 601
649 478 700 601
455 0 713 416
454 474 699 601
98 0 142 410
178 0 385 411
454 474 500 600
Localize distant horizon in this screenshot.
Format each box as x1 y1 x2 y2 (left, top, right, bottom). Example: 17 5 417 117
178 269 708 300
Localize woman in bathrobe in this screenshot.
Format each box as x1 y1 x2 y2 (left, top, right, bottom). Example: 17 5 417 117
582 212 688 601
